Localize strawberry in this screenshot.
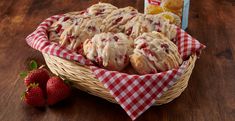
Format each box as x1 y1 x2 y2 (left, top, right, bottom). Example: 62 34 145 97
21 83 46 107
24 68 50 90
46 76 71 105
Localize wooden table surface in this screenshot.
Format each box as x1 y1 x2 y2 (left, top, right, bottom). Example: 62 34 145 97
0 0 235 121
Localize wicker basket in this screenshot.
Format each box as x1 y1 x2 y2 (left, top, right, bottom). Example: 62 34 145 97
43 53 196 105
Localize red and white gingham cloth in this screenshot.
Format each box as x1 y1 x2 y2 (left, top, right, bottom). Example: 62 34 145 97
26 15 205 120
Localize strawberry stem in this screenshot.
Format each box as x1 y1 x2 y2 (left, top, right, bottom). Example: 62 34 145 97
38 65 45 69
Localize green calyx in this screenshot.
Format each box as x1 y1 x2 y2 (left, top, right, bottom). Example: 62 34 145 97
58 75 73 87
19 60 38 78
21 83 39 101
19 71 28 78
63 79 72 86
29 60 38 70
27 83 39 89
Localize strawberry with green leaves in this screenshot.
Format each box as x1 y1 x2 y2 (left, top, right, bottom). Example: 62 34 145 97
21 83 46 107
20 60 72 106
47 76 71 105
24 68 49 90
20 60 49 90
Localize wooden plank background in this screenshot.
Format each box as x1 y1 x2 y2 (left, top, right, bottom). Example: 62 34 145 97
0 0 234 121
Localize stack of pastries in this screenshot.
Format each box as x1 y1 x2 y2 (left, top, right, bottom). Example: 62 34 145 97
48 3 182 74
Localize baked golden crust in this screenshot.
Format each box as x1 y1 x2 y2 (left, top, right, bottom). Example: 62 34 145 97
130 53 156 74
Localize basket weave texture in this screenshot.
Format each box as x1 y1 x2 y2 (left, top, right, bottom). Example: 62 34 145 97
43 53 196 105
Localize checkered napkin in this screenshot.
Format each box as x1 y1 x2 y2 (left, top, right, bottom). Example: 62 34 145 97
26 15 205 120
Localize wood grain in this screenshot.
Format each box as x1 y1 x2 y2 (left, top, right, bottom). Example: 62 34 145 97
0 0 234 121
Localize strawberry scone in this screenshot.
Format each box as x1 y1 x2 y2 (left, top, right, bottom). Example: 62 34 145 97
87 2 118 17
124 14 146 38
125 14 177 40
49 15 75 42
59 16 103 52
130 31 182 74
49 14 103 53
83 32 133 71
102 6 139 33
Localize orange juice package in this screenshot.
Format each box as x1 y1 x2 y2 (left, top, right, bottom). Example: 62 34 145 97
145 0 190 29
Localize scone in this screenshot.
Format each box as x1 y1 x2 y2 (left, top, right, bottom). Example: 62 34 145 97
124 14 177 40
83 32 133 71
60 16 103 52
49 16 75 42
87 2 118 17
130 31 182 74
102 6 139 33
124 14 146 38
49 15 103 53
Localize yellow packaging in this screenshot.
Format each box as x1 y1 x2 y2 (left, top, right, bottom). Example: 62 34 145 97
145 0 190 29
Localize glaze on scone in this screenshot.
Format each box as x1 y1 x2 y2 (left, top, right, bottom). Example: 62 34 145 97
49 16 75 42
49 15 103 53
60 16 103 52
124 14 146 38
125 14 177 40
130 31 182 74
102 6 139 33
83 32 133 71
87 2 118 17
